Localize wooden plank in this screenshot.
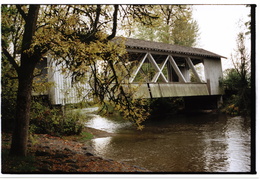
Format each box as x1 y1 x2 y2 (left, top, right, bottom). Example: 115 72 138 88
127 83 209 98
158 83 209 97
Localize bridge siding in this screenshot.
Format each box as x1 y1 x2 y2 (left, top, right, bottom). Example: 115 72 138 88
44 57 223 104
47 57 91 105
203 58 223 95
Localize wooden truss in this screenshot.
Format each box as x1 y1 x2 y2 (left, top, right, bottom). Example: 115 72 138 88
129 53 201 83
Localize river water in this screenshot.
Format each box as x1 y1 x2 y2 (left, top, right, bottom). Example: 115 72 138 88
85 109 251 172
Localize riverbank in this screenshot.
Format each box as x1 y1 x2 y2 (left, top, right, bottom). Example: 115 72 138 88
1 130 150 173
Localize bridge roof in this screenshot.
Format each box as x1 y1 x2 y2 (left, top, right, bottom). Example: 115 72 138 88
118 37 226 59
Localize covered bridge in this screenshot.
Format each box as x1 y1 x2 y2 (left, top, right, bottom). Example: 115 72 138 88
37 37 226 108
121 38 225 103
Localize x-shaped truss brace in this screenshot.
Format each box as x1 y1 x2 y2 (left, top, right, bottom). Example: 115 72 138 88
129 53 201 83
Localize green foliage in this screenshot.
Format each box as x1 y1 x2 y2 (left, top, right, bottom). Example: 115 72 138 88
130 5 199 47
169 17 199 46
79 132 94 141
1 57 18 132
30 101 85 136
2 5 159 145
133 62 156 82
114 98 150 130
222 68 241 92
221 32 250 116
1 55 86 136
1 5 22 49
63 109 85 135
221 98 240 116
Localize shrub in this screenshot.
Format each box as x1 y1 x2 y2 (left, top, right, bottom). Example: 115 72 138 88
30 101 85 136
221 32 251 116
221 102 239 116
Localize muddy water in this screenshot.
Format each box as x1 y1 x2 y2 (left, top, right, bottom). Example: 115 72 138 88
85 111 251 172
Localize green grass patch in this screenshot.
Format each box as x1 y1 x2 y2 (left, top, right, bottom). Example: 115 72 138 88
79 131 94 141
62 130 94 142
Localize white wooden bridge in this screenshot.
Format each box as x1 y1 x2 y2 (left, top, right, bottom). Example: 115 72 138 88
121 38 225 100
35 37 225 108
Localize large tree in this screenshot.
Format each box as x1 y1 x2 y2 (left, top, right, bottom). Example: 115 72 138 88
231 32 251 114
2 5 155 156
2 5 41 156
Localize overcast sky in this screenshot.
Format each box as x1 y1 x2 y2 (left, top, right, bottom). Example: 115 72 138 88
192 5 251 71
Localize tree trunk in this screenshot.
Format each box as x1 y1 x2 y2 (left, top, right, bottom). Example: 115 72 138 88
10 67 35 156
9 5 40 156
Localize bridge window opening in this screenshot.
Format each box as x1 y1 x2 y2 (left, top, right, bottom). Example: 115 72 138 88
188 59 206 83
166 61 179 82
128 53 208 84
130 56 155 83
138 59 154 83
167 57 187 83
130 53 170 83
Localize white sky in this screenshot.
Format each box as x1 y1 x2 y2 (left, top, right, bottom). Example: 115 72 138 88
192 5 251 71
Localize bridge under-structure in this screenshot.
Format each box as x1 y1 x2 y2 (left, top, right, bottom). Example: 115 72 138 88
119 38 226 109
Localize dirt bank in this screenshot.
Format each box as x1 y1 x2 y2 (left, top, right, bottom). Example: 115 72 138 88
1 132 150 173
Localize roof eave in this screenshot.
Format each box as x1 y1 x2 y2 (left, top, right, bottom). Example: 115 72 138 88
126 45 226 59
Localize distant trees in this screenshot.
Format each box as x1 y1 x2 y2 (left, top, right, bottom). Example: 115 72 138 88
129 5 199 47
222 32 250 115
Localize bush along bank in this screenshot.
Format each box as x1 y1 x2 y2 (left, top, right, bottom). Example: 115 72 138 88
29 99 87 137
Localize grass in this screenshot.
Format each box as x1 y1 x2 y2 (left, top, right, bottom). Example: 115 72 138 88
61 130 94 142
79 131 94 141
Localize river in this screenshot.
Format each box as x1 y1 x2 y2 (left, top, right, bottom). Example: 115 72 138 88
84 108 251 172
